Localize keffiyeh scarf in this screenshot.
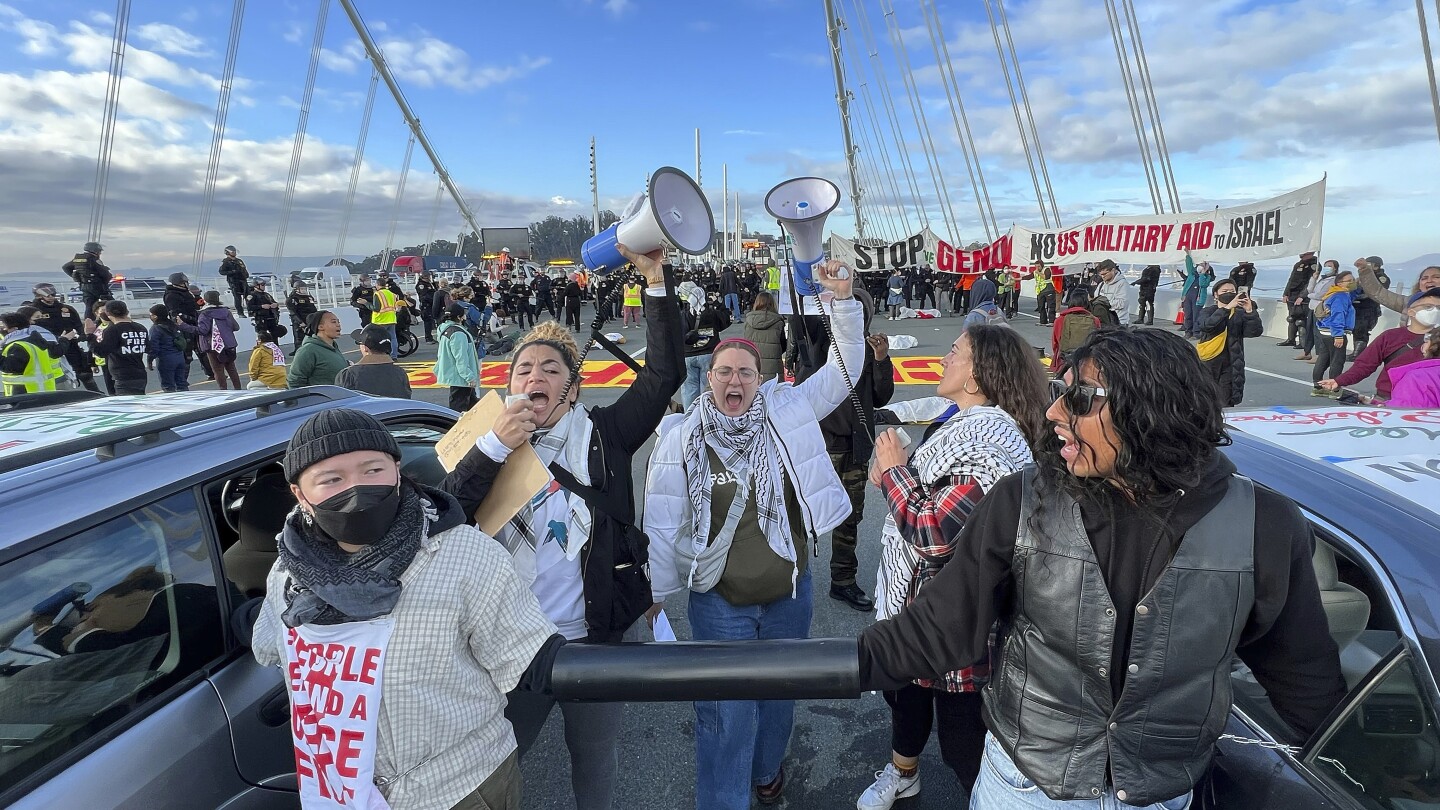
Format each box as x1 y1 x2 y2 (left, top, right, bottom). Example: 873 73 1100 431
683 390 787 550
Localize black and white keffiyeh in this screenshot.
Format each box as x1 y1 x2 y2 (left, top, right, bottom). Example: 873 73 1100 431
683 390 787 548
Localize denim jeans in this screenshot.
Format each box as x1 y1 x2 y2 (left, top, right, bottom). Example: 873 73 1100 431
970 733 1191 810
688 572 813 810
723 293 742 322
1181 287 1200 337
682 354 710 412
382 323 398 359
156 351 188 392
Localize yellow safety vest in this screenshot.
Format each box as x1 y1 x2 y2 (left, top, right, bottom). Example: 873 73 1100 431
2 340 62 395
371 288 399 325
766 265 781 291
623 284 643 307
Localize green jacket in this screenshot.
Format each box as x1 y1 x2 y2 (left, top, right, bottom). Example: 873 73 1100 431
287 336 349 388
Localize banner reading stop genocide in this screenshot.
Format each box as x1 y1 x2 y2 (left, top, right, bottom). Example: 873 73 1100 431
829 229 1014 275
1010 177 1325 266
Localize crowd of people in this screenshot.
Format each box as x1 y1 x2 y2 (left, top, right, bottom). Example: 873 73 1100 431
8 239 1440 810
228 242 1366 810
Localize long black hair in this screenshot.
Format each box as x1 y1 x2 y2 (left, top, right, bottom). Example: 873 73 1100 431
965 323 1052 451
1038 328 1228 509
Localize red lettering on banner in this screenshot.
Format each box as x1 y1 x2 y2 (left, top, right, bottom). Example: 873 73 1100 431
936 240 955 271
1083 226 1104 253
349 694 369 720
336 729 364 779
1159 224 1175 250
295 746 315 780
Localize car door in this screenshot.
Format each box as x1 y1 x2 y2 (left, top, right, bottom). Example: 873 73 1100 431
0 490 262 809
1204 520 1440 809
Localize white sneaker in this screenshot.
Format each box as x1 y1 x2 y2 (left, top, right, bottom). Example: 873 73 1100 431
857 763 920 809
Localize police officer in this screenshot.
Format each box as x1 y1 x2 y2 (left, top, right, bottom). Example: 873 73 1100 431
247 278 283 338
351 275 375 326
62 241 113 313
163 272 207 383
287 282 319 346
414 271 438 343
25 283 98 392
1 312 65 396
219 245 249 316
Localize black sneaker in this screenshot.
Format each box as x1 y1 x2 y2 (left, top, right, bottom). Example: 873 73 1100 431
756 767 785 806
1275 341 1296 347
830 583 875 612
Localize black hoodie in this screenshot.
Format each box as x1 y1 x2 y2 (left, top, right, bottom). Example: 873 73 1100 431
857 452 1346 741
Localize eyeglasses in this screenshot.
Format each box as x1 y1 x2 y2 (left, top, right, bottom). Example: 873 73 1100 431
1050 378 1108 416
711 366 758 383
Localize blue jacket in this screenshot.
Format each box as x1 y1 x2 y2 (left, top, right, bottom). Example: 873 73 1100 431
434 322 480 388
1316 288 1356 337
146 322 185 360
1180 256 1213 299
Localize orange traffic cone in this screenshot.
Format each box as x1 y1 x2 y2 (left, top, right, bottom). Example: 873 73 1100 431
1174 307 1185 326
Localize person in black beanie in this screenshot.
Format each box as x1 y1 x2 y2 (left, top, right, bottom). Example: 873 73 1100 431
248 408 563 810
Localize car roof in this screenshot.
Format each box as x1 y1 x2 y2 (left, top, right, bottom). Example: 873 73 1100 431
0 388 455 557
1222 416 1440 682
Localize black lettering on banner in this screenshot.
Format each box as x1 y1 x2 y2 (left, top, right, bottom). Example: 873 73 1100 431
889 242 907 268
855 244 873 271
1029 232 1056 263
906 234 924 267
1223 209 1286 249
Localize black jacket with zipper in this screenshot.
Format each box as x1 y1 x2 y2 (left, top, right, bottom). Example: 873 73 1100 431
440 284 685 642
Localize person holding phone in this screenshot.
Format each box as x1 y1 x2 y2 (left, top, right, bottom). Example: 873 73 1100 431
1195 279 1264 407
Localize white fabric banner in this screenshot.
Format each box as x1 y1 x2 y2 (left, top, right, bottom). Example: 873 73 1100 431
285 619 395 810
1011 177 1326 266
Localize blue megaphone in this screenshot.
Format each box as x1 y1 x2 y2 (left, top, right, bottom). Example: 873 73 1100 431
764 177 841 296
581 167 714 274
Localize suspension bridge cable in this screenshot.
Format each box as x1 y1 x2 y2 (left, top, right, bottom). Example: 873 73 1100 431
878 0 962 241
847 0 930 229
1103 0 1163 214
1418 0 1440 152
825 0 868 240
379 133 416 274
995 0 1059 225
843 24 914 237
919 0 991 240
422 174 443 256
1122 0 1181 212
191 0 246 278
926 0 999 238
88 0 131 243
272 0 331 275
334 67 379 262
850 118 897 242
981 0 1050 228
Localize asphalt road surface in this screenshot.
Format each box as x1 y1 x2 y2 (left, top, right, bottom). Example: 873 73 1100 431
197 298 1336 809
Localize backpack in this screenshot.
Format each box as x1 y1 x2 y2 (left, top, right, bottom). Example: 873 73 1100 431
1056 311 1098 358
168 323 191 354
1089 296 1120 327
963 301 1008 329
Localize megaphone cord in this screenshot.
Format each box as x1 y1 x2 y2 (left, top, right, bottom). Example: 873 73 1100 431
553 268 663 410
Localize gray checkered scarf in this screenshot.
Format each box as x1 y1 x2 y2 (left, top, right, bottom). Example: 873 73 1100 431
683 390 786 548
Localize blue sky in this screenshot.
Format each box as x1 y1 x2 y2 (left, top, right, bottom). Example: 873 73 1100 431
1 0 1438 277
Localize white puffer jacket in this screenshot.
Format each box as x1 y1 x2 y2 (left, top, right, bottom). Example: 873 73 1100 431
645 297 866 601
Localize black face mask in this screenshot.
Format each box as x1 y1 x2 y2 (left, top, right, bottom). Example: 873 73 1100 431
1217 291 1238 305
309 484 401 546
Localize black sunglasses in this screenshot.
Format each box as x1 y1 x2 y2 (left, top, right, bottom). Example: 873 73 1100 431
1049 378 1108 416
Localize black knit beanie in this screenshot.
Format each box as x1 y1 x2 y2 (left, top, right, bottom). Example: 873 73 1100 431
284 408 401 483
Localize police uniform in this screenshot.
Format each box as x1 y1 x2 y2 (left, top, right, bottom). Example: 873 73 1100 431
25 297 98 392
414 276 438 341
62 251 112 312
220 254 250 315
351 282 375 326
286 290 318 343
247 286 282 336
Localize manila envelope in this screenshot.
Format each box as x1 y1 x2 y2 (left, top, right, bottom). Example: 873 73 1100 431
436 391 550 536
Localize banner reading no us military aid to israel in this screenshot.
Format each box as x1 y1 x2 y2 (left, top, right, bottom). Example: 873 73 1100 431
1011 177 1325 266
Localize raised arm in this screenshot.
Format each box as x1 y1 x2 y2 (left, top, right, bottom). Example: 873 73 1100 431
595 249 686 455
794 264 866 420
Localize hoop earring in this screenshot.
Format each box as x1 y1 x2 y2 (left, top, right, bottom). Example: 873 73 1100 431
962 377 982 396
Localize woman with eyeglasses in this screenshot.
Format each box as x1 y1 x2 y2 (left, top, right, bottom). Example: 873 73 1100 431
644 261 862 810
856 323 1050 809
854 328 1345 810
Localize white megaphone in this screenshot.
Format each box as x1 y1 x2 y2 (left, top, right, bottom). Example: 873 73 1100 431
764 176 841 296
581 166 714 274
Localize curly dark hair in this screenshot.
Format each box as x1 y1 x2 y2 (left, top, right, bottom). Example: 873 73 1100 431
1038 327 1229 509
965 323 1052 451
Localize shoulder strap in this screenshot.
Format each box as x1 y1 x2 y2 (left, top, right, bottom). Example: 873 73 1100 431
547 461 606 512
1382 334 1426 367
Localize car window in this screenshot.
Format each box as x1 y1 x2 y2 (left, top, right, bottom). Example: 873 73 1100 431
1309 653 1440 808
0 491 223 793
390 423 451 488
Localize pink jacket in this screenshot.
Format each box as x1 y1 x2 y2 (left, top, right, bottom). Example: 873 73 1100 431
1386 358 1440 408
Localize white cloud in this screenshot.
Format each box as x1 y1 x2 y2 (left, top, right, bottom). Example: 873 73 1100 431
320 42 366 74
603 0 635 16
133 22 205 57
725 129 767 137
550 195 578 206
281 21 304 44
380 34 550 92
0 5 59 56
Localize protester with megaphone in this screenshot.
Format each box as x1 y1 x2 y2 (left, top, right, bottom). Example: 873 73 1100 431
439 243 683 810
643 259 863 810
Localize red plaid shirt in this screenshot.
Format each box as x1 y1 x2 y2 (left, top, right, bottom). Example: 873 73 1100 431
881 464 992 692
